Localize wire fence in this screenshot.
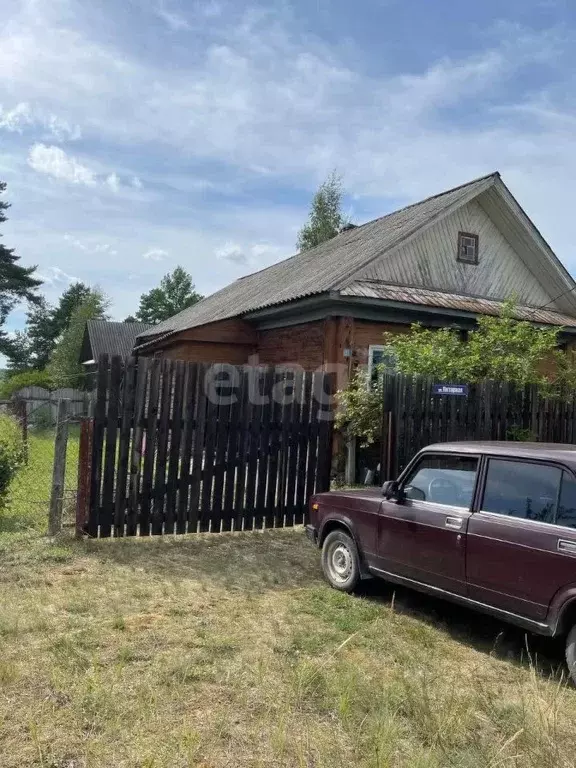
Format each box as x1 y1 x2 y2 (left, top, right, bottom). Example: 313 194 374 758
1 398 87 535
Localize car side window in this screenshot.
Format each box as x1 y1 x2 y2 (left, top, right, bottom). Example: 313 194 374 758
481 459 561 523
402 455 478 508
556 471 576 529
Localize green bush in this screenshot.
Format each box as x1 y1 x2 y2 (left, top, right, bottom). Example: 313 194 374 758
0 413 26 506
0 369 54 400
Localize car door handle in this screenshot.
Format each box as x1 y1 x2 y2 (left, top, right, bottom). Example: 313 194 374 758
557 539 576 555
445 516 463 530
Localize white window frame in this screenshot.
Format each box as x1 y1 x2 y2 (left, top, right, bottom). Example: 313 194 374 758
367 344 396 387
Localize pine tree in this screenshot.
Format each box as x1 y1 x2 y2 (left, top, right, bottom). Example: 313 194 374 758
0 181 41 353
4 283 92 371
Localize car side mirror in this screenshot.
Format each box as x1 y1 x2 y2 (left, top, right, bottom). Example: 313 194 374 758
382 480 400 500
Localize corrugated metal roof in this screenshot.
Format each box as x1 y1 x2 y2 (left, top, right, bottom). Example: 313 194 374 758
137 173 498 345
341 281 576 327
84 320 154 361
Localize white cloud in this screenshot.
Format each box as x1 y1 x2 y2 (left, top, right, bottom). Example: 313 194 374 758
37 266 80 286
1 3 564 203
44 113 81 141
215 240 285 267
0 101 80 140
154 3 191 31
28 145 132 195
143 248 169 261
64 234 118 256
106 172 121 192
28 143 96 185
0 102 33 131
215 241 247 265
131 175 142 189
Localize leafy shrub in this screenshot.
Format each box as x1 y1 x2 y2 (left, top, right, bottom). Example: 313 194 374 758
0 413 25 506
335 367 383 447
0 369 54 400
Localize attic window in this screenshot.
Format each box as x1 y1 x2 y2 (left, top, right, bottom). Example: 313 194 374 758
457 232 479 264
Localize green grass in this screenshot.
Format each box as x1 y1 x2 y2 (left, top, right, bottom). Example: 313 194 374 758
1 428 79 533
0 528 575 767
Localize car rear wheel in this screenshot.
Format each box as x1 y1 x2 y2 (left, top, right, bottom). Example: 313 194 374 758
321 530 361 592
565 624 576 684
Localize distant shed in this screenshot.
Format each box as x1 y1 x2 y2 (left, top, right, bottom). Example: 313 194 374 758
80 320 154 368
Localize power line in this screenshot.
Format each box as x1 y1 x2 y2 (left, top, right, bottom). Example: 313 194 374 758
525 284 576 321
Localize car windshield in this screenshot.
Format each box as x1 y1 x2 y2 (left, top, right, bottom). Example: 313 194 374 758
403 455 478 507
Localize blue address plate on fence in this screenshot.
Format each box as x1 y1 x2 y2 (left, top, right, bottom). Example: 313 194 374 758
432 384 468 396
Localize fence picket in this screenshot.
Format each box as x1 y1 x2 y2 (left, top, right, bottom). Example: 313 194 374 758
294 372 312 524
127 357 149 536
87 354 109 537
188 363 207 533
200 365 219 532
100 355 122 538
140 358 161 536
176 363 198 534
114 357 136 536
165 361 185 534
284 370 303 526
234 370 251 531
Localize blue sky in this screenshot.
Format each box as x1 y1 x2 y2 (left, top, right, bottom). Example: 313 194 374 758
2 0 576 342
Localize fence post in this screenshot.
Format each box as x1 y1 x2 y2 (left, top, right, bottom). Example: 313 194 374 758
76 417 94 538
12 399 29 464
380 374 397 482
345 436 356 485
48 399 70 537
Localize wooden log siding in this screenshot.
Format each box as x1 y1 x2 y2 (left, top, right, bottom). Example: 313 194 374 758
87 356 335 537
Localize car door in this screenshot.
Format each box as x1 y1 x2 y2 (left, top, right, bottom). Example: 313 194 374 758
467 458 576 621
377 453 479 595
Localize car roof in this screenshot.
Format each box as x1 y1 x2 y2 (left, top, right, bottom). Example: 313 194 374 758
423 441 576 463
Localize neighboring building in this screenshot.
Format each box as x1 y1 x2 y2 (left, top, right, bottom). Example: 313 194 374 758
134 173 576 379
80 320 154 369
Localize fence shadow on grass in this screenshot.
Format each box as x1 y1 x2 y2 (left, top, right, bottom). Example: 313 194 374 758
78 528 323 593
357 578 567 681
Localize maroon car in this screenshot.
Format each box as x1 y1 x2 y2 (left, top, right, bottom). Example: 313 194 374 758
306 441 576 682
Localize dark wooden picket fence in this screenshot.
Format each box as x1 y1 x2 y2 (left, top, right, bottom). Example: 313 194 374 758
381 374 576 480
84 355 334 538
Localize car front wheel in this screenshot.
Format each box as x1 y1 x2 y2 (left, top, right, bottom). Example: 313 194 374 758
565 624 576 684
321 530 361 593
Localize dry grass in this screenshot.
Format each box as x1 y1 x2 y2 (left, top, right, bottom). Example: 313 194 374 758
0 528 576 767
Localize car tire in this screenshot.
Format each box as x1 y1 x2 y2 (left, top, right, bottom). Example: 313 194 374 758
321 530 361 593
565 624 576 684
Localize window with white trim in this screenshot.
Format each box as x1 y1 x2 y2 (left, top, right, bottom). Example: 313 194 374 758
457 231 479 264
368 344 396 386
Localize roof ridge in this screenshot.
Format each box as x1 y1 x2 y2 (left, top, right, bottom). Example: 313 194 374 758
234 171 501 284
136 171 503 343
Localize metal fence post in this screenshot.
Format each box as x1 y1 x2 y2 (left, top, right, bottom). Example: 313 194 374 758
48 399 70 536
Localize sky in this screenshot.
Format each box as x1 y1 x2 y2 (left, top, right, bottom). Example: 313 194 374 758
2 0 576 345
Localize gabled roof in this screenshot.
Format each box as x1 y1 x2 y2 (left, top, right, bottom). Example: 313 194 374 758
81 320 154 363
136 172 576 348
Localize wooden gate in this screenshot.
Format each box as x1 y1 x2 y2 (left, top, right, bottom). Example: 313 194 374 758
84 355 334 537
